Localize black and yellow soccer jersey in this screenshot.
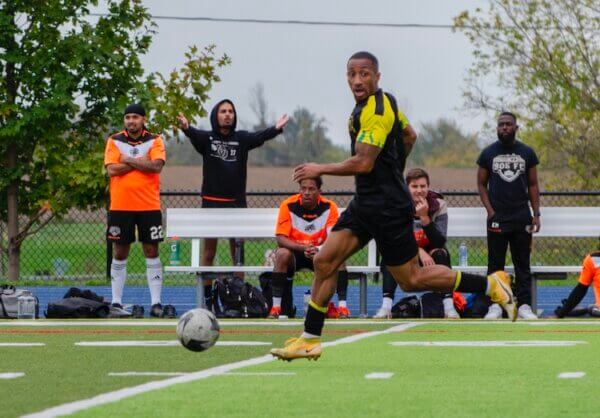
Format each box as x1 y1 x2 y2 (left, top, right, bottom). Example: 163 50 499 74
348 89 412 208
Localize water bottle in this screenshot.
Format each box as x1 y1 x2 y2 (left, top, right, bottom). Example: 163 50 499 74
458 242 468 267
169 237 181 266
17 291 36 320
303 289 311 316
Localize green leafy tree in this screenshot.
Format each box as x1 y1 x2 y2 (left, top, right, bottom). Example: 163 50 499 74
409 119 481 168
454 0 599 188
0 1 229 280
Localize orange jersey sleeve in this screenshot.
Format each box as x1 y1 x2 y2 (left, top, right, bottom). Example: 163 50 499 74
150 136 166 162
275 200 292 237
326 200 339 229
104 137 121 166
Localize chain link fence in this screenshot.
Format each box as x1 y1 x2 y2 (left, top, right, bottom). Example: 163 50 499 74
2 190 598 284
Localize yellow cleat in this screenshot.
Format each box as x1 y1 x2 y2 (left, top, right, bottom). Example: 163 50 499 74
270 337 322 361
487 271 517 321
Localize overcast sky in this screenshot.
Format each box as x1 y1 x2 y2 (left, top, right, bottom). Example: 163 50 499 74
104 0 494 146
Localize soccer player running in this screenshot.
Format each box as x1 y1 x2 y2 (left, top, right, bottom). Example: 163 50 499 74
105 104 175 318
270 52 516 361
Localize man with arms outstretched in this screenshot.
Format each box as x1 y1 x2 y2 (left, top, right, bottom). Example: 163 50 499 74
271 52 516 361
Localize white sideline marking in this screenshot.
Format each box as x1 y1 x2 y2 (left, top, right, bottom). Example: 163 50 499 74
390 340 586 347
0 343 45 347
365 372 393 380
75 340 272 347
109 372 188 377
23 322 420 418
223 372 296 376
558 372 586 379
0 372 25 379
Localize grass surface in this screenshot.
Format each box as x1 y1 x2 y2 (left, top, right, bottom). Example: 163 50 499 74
2 320 600 417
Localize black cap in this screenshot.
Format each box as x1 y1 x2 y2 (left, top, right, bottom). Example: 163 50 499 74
124 103 146 117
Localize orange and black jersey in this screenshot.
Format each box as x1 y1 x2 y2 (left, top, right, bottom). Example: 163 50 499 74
275 195 339 247
349 89 412 209
104 129 165 211
578 251 600 306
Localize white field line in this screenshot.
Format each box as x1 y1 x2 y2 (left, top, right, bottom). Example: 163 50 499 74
108 372 296 377
22 322 420 418
75 341 272 347
0 343 45 347
0 372 25 379
558 372 586 379
365 372 394 379
390 340 587 347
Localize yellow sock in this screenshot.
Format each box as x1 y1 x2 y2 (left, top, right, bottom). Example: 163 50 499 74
308 299 327 313
453 271 462 291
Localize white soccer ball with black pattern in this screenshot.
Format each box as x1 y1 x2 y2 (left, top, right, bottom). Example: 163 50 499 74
176 308 220 352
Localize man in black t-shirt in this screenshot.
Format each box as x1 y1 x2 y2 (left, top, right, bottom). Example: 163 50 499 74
477 111 541 320
177 101 289 308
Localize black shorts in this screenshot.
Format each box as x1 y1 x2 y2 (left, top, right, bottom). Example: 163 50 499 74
332 199 418 266
287 251 314 277
201 198 247 208
107 210 164 244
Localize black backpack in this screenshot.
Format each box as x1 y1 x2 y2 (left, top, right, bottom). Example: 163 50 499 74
259 272 296 318
391 296 421 318
213 276 245 317
240 282 269 318
420 292 444 318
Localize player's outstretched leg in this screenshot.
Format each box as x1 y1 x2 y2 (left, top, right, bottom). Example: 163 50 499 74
270 230 360 361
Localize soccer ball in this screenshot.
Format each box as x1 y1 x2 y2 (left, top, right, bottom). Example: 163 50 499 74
176 308 220 352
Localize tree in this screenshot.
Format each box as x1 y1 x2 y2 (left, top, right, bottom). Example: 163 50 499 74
409 119 481 168
454 0 599 188
0 1 230 280
247 83 347 166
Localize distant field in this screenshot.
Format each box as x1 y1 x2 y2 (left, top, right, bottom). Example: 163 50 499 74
3 319 600 417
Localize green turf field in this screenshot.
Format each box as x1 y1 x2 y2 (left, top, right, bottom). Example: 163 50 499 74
2 319 600 417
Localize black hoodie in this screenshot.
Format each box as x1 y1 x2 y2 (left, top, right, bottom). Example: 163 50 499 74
182 99 282 202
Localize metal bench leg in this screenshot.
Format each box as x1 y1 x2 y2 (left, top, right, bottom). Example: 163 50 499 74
359 273 367 318
531 277 537 316
196 273 205 309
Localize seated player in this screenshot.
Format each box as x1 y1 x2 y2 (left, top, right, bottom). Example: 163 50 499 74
269 177 350 319
554 239 600 318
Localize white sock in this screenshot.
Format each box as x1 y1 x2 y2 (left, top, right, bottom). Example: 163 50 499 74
300 332 320 339
110 258 127 305
272 297 282 308
146 257 163 305
382 296 393 311
338 300 347 308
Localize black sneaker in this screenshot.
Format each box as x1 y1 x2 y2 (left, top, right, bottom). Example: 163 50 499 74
149 303 163 318
162 304 177 318
131 305 145 318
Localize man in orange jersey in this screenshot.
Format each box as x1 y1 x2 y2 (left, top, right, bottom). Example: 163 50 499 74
104 103 175 318
269 177 350 319
555 238 600 318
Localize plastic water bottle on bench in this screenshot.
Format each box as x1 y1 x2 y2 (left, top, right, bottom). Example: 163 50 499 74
458 242 468 267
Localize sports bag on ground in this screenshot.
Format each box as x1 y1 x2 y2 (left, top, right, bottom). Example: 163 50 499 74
0 285 39 319
420 292 445 318
45 287 110 318
240 282 269 318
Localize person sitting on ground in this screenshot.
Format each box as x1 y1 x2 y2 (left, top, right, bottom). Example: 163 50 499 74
554 238 600 318
269 177 350 319
374 168 460 319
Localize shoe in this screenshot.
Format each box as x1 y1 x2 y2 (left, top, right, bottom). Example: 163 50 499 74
517 304 538 319
326 302 339 319
338 306 351 319
443 298 460 319
373 306 392 319
487 271 517 321
109 303 132 318
267 306 281 319
162 304 177 318
270 337 322 361
484 303 503 319
150 303 163 318
131 305 144 318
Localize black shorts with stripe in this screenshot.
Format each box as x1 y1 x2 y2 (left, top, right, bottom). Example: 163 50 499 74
332 199 418 266
107 210 163 244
